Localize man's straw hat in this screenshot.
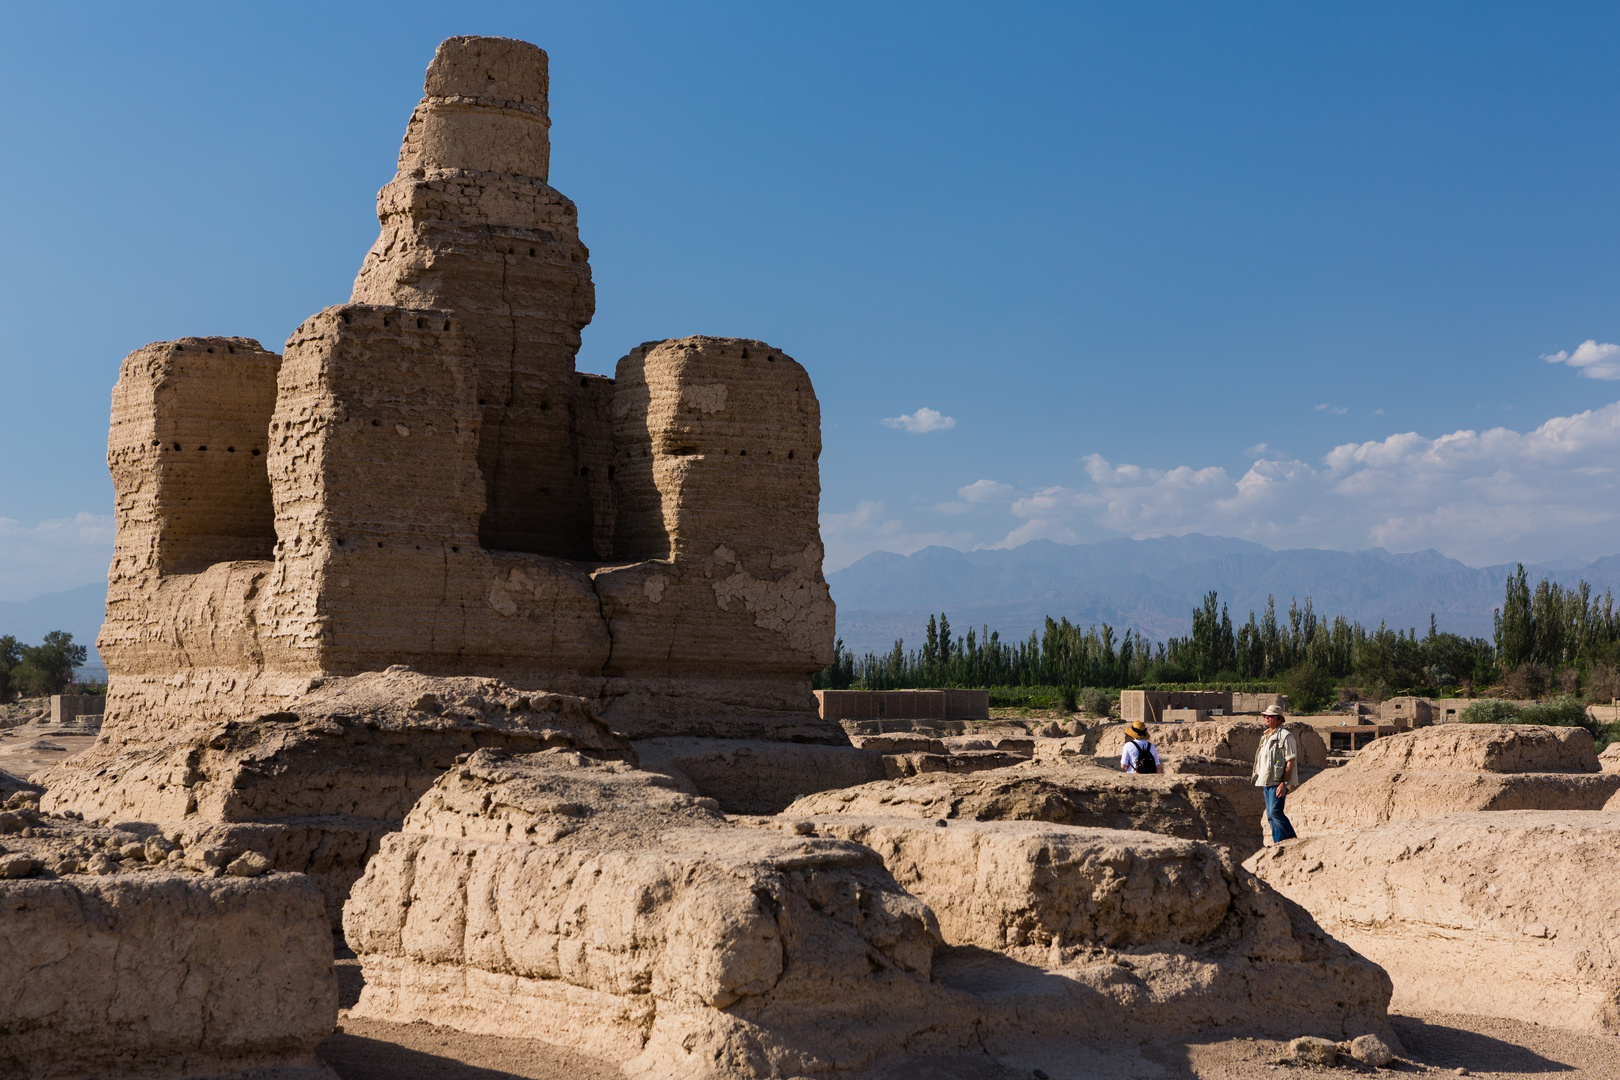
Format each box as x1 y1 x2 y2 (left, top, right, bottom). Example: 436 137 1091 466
1262 704 1286 717
1126 719 1149 738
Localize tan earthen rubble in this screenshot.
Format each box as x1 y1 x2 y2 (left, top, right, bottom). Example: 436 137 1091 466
41 667 628 922
1249 810 1620 1034
785 760 1262 857
0 800 337 1079
344 748 1394 1077
1285 724 1620 835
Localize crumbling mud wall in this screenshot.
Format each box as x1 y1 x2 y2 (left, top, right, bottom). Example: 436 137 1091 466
0 854 337 1080
350 36 596 560
343 749 1395 1077
1286 725 1620 834
89 36 836 753
1250 810 1620 1034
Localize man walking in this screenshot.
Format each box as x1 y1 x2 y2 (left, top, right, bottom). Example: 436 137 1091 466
1252 704 1298 842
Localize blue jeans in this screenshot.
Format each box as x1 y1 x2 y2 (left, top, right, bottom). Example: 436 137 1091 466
1264 785 1297 843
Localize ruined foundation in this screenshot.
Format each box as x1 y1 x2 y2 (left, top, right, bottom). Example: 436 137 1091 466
343 749 1394 1077
1250 810 1620 1034
0 810 337 1080
1285 724 1620 834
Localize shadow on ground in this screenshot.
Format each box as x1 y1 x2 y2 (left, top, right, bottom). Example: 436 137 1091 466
1394 1016 1576 1074
320 1033 538 1080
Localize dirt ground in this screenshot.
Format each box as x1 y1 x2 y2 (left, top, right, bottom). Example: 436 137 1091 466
0 720 97 780
323 955 1620 1079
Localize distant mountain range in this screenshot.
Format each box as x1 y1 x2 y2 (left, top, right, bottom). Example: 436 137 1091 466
828 535 1620 656
0 583 106 666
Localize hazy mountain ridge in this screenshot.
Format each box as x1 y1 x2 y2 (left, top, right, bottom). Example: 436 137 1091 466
0 583 106 665
828 536 1620 656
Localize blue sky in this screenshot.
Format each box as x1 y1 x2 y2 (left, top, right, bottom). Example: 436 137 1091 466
3 1 1619 601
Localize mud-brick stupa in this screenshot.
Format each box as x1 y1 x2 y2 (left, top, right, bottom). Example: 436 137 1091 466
96 36 837 747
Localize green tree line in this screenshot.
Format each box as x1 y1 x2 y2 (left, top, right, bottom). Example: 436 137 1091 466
815 564 1620 709
0 631 90 700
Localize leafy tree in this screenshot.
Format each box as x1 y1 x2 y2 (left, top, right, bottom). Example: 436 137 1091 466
812 638 856 690
11 631 88 697
1279 661 1334 714
1460 699 1522 724
1078 687 1112 717
0 635 20 701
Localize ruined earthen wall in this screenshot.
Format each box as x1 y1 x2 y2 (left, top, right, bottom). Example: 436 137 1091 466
611 336 821 563
104 337 281 579
595 336 834 686
569 372 617 559
263 304 484 670
350 36 597 560
98 338 285 734
815 689 991 721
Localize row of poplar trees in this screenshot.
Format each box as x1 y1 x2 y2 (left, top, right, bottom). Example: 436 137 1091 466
814 564 1619 694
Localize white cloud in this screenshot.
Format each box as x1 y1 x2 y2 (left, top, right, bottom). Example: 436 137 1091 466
1314 403 1348 415
881 407 956 434
1543 340 1620 380
819 500 977 571
957 479 1013 503
989 401 1620 566
0 513 114 601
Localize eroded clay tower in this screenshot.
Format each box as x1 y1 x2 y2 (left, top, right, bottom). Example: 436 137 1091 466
351 36 599 558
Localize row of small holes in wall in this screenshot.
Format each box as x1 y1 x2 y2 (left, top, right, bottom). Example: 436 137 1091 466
477 400 550 410
171 344 239 354
154 441 260 455
647 447 801 460
333 539 462 553
337 312 452 331
578 466 617 478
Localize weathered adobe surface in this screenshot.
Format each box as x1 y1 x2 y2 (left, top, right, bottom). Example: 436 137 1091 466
0 800 337 1080
1 767 42 800
350 36 596 561
89 36 838 753
343 749 943 1076
40 668 629 923
1247 810 1620 1035
632 737 885 815
344 749 1393 1078
1351 722 1599 772
783 760 1261 859
1285 725 1620 835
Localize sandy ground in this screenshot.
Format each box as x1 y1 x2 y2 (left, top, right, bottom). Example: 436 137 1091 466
0 721 98 780
321 954 1620 1079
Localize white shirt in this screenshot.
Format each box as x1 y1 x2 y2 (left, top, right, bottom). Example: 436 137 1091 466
1120 738 1161 773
